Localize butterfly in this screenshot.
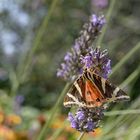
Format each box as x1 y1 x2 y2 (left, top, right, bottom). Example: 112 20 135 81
63 69 130 108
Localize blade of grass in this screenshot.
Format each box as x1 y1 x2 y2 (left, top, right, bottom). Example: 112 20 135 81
18 0 59 83
36 83 71 140
119 65 140 89
105 109 140 116
97 0 116 46
110 42 140 76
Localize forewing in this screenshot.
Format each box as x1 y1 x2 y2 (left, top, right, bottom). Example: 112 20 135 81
90 72 130 102
63 76 86 107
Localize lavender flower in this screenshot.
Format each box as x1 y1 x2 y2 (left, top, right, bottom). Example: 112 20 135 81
58 14 113 133
57 14 105 81
13 95 24 114
92 0 108 9
68 107 105 132
81 48 111 79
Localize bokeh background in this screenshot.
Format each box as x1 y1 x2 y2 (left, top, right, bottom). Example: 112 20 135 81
0 0 140 140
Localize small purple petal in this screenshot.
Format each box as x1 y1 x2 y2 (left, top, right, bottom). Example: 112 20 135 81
92 0 108 8
76 111 85 121
90 14 106 29
61 63 66 70
81 55 92 68
68 112 74 122
67 108 105 132
74 42 81 54
64 52 72 61
85 121 95 131
91 14 98 26
15 95 24 104
71 120 78 129
68 112 79 129
57 70 63 77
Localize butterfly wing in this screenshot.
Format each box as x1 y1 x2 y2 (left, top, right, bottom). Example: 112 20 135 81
84 79 105 107
63 71 130 108
63 75 105 108
63 76 86 107
87 71 130 102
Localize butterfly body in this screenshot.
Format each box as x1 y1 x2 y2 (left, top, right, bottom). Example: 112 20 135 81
64 69 130 108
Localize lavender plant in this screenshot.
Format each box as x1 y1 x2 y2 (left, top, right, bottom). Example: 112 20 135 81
57 14 113 133
68 107 105 132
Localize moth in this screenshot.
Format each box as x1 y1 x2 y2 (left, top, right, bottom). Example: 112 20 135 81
64 69 130 108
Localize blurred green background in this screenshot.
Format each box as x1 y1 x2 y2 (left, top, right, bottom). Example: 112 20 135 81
0 0 140 140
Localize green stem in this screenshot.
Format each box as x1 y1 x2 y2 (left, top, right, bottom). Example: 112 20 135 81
120 64 140 89
111 42 140 76
77 132 85 140
36 83 71 140
97 0 116 46
9 69 19 97
49 126 65 140
105 109 140 116
19 0 59 83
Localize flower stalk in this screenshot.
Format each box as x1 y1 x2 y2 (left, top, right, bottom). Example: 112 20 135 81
97 0 116 46
77 132 85 140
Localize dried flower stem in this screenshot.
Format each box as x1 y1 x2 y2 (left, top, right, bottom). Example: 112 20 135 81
77 132 85 140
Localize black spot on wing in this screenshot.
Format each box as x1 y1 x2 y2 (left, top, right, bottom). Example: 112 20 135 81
96 98 100 102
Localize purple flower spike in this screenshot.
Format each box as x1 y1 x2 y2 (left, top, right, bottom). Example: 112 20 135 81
91 14 106 30
68 112 79 129
76 110 85 121
57 14 106 82
91 15 98 26
68 108 105 132
81 48 111 79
